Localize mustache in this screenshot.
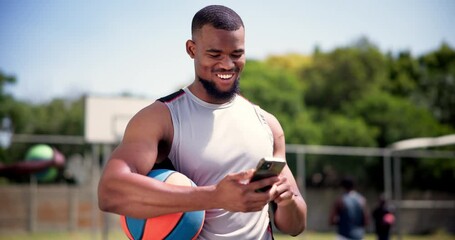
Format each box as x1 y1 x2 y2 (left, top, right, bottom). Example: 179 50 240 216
212 67 240 73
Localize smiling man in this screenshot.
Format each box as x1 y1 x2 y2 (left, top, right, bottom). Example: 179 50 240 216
98 5 307 239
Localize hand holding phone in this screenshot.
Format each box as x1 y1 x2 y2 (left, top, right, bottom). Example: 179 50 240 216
250 157 286 192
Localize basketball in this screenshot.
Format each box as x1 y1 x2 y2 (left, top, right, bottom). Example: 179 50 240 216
25 144 58 182
121 169 205 240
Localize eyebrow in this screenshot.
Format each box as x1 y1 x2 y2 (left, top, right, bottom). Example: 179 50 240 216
206 48 245 54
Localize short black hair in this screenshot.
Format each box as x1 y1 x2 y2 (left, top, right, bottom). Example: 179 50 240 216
191 5 244 37
341 176 355 190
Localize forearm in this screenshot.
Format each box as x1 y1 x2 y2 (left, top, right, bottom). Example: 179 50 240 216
98 170 217 218
273 195 307 236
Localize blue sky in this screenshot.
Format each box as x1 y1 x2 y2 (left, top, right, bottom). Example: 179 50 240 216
1 0 454 102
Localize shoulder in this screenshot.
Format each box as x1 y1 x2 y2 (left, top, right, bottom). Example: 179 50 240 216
131 100 169 123
256 107 283 136
157 89 186 103
133 88 187 121
125 100 172 142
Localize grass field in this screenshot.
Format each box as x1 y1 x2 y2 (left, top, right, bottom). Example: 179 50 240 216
0 230 453 240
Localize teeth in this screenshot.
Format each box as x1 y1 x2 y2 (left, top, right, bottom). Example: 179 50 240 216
217 74 233 79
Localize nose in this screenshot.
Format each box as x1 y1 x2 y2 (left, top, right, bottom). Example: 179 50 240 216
219 56 235 70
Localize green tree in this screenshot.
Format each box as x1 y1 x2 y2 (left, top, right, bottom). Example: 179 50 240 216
0 69 16 101
319 113 378 147
31 98 84 136
301 39 387 111
384 51 420 97
344 91 452 147
0 69 17 127
241 59 306 142
285 110 323 145
416 42 455 127
0 70 17 163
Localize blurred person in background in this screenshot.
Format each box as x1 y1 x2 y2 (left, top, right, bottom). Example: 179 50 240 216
372 194 395 240
329 176 369 240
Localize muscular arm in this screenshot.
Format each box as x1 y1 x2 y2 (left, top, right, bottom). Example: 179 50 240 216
261 109 307 236
98 102 214 218
98 101 277 218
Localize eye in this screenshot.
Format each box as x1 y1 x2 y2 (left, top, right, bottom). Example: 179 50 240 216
208 54 221 59
231 53 243 59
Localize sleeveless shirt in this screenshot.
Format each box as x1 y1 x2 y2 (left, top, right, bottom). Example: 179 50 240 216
159 87 274 240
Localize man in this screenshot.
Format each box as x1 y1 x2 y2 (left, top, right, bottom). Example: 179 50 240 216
329 177 369 240
98 5 307 239
372 195 394 240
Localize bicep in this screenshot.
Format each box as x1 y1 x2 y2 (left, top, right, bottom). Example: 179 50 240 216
108 141 158 175
105 102 171 176
260 109 299 192
260 109 285 158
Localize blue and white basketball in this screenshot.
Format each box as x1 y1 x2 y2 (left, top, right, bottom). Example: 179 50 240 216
121 169 205 240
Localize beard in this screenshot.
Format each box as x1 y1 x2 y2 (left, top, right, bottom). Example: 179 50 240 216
198 76 240 101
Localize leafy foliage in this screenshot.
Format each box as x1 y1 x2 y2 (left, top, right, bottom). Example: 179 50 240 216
344 91 451 146
301 42 388 111
416 43 455 126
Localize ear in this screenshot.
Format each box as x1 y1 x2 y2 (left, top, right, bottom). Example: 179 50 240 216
186 40 196 58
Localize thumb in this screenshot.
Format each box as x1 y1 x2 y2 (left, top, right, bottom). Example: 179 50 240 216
230 169 255 183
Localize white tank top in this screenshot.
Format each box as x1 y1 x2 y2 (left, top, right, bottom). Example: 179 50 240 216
161 87 274 240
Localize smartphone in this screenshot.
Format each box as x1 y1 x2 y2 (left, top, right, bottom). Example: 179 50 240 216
250 157 286 192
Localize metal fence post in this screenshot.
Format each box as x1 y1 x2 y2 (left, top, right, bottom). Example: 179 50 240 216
91 144 100 240
101 144 112 240
296 148 306 198
393 156 402 240
383 150 393 201
68 186 77 231
28 176 37 232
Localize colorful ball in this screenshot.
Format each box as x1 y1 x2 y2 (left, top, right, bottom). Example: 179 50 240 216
25 144 57 182
383 213 395 225
121 169 205 240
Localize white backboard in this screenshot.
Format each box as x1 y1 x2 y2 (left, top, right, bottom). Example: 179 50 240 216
84 96 153 144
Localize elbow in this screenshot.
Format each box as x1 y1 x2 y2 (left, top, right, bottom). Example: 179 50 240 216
98 193 125 214
98 194 113 213
98 190 114 213
97 181 123 213
289 222 306 237
279 225 305 237
275 215 307 237
283 199 307 236
298 222 307 236
291 201 307 236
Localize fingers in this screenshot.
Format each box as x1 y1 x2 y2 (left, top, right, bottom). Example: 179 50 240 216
219 170 296 212
248 175 280 192
238 194 271 212
272 176 295 206
226 187 270 212
216 171 272 212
